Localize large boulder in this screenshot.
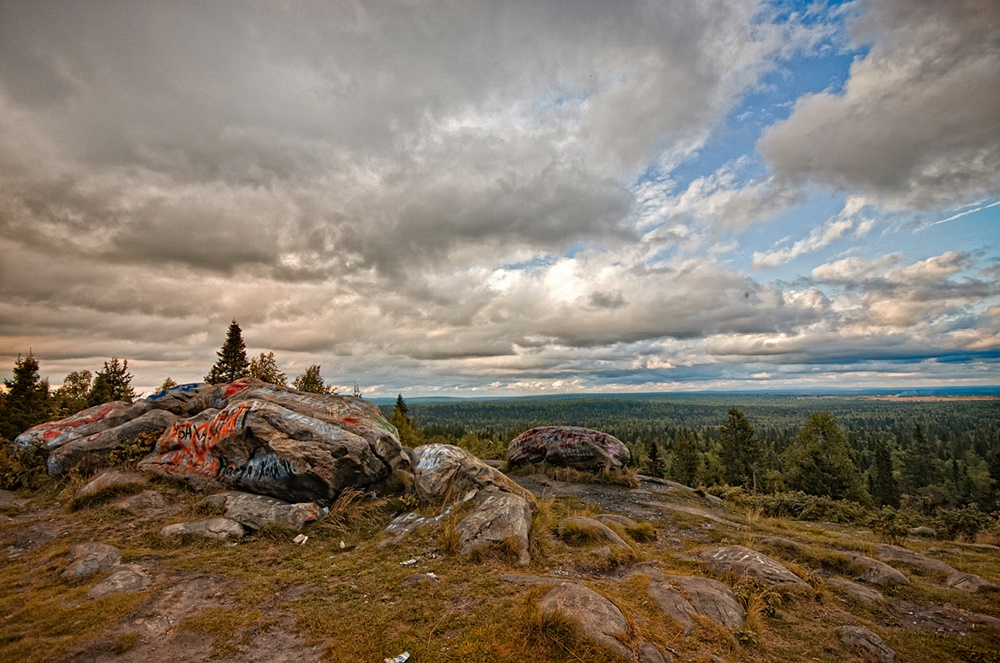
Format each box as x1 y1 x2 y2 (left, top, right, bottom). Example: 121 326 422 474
507 426 631 471
391 444 538 565
138 379 406 503
47 409 178 476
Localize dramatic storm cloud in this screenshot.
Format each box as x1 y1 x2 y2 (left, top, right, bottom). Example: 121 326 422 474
1 0 997 396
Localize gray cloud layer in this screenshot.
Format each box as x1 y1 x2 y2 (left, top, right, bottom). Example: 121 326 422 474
0 0 997 394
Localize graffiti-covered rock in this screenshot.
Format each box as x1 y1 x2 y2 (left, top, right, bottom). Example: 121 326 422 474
139 379 406 504
47 409 178 476
506 426 631 471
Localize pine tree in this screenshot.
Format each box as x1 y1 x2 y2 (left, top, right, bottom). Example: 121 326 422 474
87 358 137 406
293 365 333 394
158 377 178 391
719 408 761 490
248 352 287 386
205 320 250 384
782 412 871 505
870 438 900 508
0 352 51 438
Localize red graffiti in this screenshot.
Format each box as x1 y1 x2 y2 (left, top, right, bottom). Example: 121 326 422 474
30 402 120 445
156 402 251 478
224 382 250 398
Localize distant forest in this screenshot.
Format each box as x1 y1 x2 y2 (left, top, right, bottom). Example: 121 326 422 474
385 394 1000 522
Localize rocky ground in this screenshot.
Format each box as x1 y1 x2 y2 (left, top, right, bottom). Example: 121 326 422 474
2 467 999 663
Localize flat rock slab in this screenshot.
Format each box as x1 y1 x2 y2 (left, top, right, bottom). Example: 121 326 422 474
890 599 1000 634
827 578 884 604
160 517 245 540
62 542 122 579
874 544 956 575
836 625 896 663
946 572 997 593
595 514 638 528
199 491 323 531
698 545 808 587
537 583 630 658
88 564 150 599
647 574 745 633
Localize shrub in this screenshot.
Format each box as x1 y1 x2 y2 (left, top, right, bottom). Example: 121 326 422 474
0 440 48 491
934 505 991 542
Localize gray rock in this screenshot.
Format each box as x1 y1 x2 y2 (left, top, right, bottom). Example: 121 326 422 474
61 542 122 579
160 517 245 540
826 578 884 604
537 583 630 658
199 491 322 531
848 553 911 587
87 564 149 599
74 469 147 502
648 575 746 633
507 426 631 471
836 625 896 663
46 409 177 476
908 526 937 538
946 572 997 593
16 400 144 451
557 516 631 550
138 379 407 503
698 545 808 587
408 444 538 565
637 642 671 663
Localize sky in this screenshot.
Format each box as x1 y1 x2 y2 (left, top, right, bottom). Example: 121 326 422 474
0 0 998 399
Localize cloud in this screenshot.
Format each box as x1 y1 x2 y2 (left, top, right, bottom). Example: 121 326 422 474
751 197 873 269
758 0 1000 209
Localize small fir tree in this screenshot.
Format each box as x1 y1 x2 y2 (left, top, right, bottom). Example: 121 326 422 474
87 358 137 406
248 352 287 386
158 377 178 391
293 365 333 394
389 394 421 446
647 439 667 479
205 320 250 384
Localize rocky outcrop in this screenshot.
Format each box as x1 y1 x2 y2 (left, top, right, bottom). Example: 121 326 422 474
61 542 122 579
87 564 150 599
848 553 911 587
46 409 178 476
138 379 406 503
647 575 746 633
507 426 631 471
698 545 808 587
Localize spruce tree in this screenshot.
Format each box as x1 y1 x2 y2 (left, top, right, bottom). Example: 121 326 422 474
205 320 250 384
0 352 50 438
647 439 667 478
719 408 761 490
900 425 941 493
671 428 700 487
87 358 137 405
389 394 421 446
782 412 871 505
870 438 900 507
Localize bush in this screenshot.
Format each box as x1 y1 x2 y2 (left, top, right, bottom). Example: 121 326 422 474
934 505 991 542
718 488 870 524
0 440 49 491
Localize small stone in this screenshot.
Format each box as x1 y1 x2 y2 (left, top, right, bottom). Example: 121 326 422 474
74 469 146 502
827 578 884 604
908 526 937 538
537 583 630 658
87 564 150 599
293 534 308 545
113 490 168 513
637 642 671 663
